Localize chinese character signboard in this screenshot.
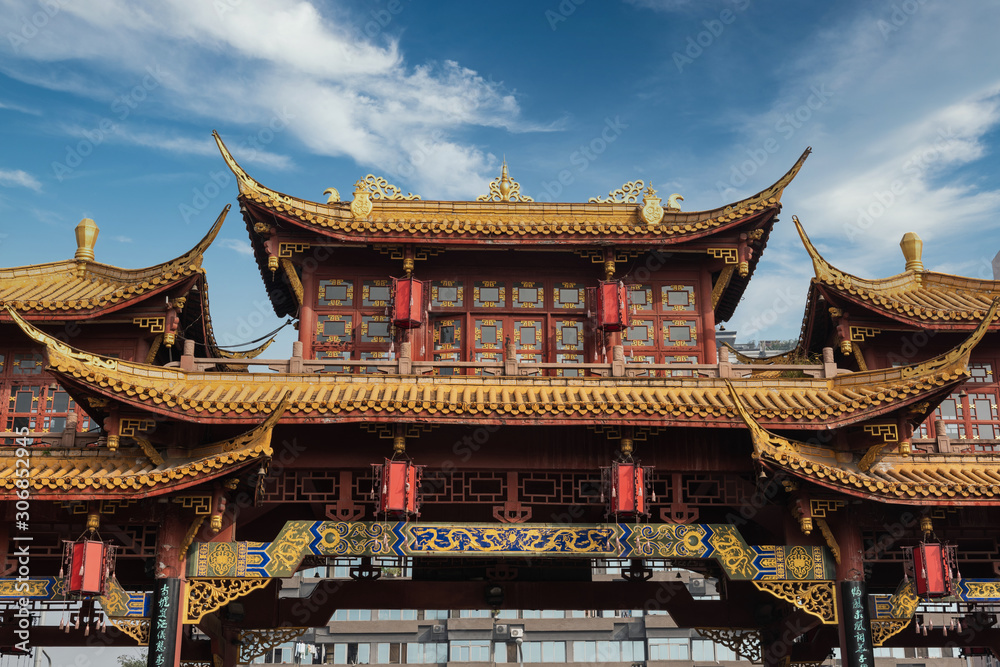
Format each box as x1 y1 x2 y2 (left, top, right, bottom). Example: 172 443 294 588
146 578 181 667
841 581 875 667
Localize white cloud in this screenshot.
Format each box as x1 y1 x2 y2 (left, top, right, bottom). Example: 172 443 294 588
218 238 254 257
113 235 133 243
0 100 41 115
721 3 1000 341
0 169 42 191
0 0 539 197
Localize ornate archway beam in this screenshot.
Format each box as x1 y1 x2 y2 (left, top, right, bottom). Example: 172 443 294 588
187 520 836 582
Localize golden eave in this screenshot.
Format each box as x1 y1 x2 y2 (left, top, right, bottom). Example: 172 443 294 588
6 306 976 429
216 131 809 242
0 208 227 316
795 217 1000 325
0 400 283 499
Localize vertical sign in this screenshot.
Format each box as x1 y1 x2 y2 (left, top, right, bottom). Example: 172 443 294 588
841 581 875 667
147 578 182 667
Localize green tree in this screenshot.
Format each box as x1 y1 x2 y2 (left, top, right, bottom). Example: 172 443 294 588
117 651 147 667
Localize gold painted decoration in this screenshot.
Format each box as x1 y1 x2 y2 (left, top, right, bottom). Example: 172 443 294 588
753 580 838 624
477 160 533 202
239 628 309 663
107 618 150 644
694 628 761 662
590 180 645 203
815 518 840 565
357 174 420 200
666 193 684 211
323 187 341 203
639 185 664 225
185 578 271 624
350 180 374 219
871 619 911 646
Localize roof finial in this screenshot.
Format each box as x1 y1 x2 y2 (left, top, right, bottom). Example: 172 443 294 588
75 218 99 262
900 232 924 272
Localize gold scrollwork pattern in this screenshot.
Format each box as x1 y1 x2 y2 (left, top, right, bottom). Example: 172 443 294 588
871 619 911 646
808 499 844 518
358 174 420 200
239 627 309 663
185 578 271 624
850 326 881 342
863 423 899 442
707 247 739 264
753 580 838 624
477 162 533 202
132 317 166 333
590 180 644 203
173 495 212 515
278 242 311 257
108 618 150 645
694 628 760 662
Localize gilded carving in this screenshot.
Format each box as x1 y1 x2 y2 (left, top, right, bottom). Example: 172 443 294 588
639 185 664 225
239 627 309 663
477 161 533 202
107 618 150 644
185 578 271 624
707 247 739 264
358 174 420 200
694 628 760 662
133 317 166 334
350 181 374 219
753 580 838 624
590 180 645 203
871 619 911 646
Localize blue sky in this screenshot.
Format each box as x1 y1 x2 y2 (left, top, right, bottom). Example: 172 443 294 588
1 0 999 350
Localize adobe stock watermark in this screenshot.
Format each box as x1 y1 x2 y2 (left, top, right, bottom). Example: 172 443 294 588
12 426 33 654
717 83 832 200
6 0 69 53
51 65 165 182
179 108 294 224
533 116 629 202
672 0 751 73
843 126 958 242
876 0 931 40
545 0 586 31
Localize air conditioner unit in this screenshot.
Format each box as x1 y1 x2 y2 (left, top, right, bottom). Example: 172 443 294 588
509 628 524 638
432 624 445 634
494 624 508 635
689 579 706 594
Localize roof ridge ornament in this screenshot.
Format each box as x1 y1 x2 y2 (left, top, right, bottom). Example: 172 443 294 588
639 184 664 225
590 180 645 203
358 174 421 201
477 159 533 202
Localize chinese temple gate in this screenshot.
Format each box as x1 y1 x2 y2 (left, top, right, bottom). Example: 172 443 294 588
2 134 1000 667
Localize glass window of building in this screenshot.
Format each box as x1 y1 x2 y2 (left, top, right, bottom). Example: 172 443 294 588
648 637 690 660
450 640 491 662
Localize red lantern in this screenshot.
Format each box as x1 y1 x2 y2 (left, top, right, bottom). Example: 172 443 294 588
596 281 629 332
603 461 650 518
63 540 116 597
391 277 426 329
374 459 423 518
904 541 957 598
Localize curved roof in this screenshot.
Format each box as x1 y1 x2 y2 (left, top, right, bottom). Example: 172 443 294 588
0 400 284 501
6 305 974 431
0 208 226 319
796 218 1000 328
728 302 1000 505
216 132 810 244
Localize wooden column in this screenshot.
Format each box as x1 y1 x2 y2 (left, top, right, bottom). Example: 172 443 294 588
299 265 317 361
147 513 189 667
834 512 875 667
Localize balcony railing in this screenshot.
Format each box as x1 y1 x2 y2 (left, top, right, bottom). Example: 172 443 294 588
171 340 846 380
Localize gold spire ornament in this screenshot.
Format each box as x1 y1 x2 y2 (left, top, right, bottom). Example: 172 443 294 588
900 232 924 272
75 218 99 262
477 159 534 202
